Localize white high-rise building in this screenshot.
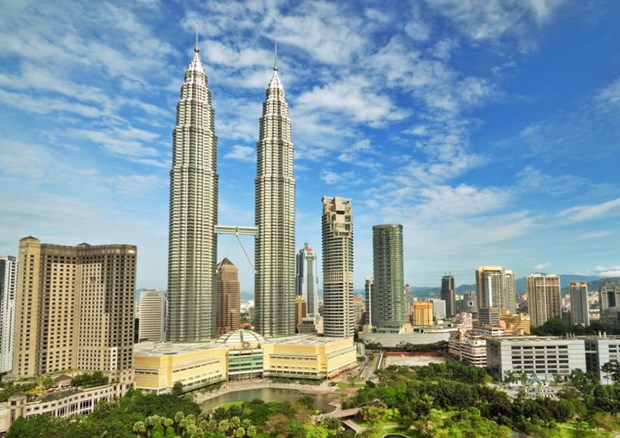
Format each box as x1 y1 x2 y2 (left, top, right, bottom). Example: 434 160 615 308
0 255 17 373
168 43 219 341
432 299 447 322
254 53 296 337
138 290 165 342
296 243 319 317
322 196 354 338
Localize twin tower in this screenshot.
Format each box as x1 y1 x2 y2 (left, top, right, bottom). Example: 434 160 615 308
168 44 295 342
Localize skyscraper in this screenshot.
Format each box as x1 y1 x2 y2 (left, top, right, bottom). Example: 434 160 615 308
255 53 296 337
168 43 219 341
441 274 456 318
216 258 240 336
527 274 561 328
138 290 165 342
13 237 135 382
364 276 373 327
476 266 516 314
599 279 620 312
295 243 319 317
322 196 354 338
0 255 17 373
570 282 590 326
371 224 405 328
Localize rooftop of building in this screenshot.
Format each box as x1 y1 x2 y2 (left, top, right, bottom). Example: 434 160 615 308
215 329 266 345
133 333 352 356
263 334 351 346
133 341 224 356
488 336 585 343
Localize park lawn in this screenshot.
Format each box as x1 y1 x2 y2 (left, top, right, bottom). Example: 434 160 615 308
539 422 613 438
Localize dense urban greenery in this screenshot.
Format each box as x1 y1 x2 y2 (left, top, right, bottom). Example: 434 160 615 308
7 389 201 437
6 388 353 438
7 360 620 437
531 317 620 336
344 361 620 436
71 371 109 388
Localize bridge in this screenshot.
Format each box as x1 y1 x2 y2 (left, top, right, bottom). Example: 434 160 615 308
214 225 257 273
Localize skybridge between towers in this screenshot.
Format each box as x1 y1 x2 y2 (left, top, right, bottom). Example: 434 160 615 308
214 225 258 273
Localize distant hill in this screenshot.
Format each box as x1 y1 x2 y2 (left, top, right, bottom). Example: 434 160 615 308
516 274 603 295
242 276 620 302
418 275 611 298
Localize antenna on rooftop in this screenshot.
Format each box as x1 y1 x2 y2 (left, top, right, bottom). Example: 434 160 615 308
194 22 199 53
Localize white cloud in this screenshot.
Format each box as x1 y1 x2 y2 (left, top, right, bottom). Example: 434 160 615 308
320 169 359 186
516 166 586 196
67 127 165 166
589 265 620 278
534 262 551 270
595 77 620 111
578 231 614 240
110 174 167 197
295 77 408 125
558 198 620 224
224 145 255 162
428 0 566 44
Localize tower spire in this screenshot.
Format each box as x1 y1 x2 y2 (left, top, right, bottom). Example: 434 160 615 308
194 23 199 53
274 42 278 71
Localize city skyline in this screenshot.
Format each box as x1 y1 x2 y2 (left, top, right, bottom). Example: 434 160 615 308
1 1 620 293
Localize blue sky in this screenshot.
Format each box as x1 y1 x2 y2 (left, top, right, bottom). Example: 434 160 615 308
1 0 620 293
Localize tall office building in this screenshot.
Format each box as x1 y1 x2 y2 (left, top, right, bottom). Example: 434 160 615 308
476 266 516 314
216 258 240 336
0 256 17 373
138 290 165 342
364 276 374 327
13 237 136 382
599 279 620 312
570 282 590 326
168 44 219 341
322 197 354 338
527 274 561 328
254 53 296 337
371 224 405 328
441 274 456 318
295 243 319 317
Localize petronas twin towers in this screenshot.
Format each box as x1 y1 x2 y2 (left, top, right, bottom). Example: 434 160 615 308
167 43 295 341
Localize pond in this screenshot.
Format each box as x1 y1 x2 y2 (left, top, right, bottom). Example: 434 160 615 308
201 387 338 413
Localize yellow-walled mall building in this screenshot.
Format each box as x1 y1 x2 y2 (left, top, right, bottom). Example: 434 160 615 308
133 330 358 393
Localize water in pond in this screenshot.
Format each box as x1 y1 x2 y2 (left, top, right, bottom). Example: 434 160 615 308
201 387 338 413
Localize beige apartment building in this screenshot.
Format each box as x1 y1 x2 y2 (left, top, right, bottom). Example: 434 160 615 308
12 236 136 383
527 274 561 328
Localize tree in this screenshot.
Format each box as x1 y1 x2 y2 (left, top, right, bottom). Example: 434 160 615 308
172 381 184 396
602 361 620 384
133 421 147 437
